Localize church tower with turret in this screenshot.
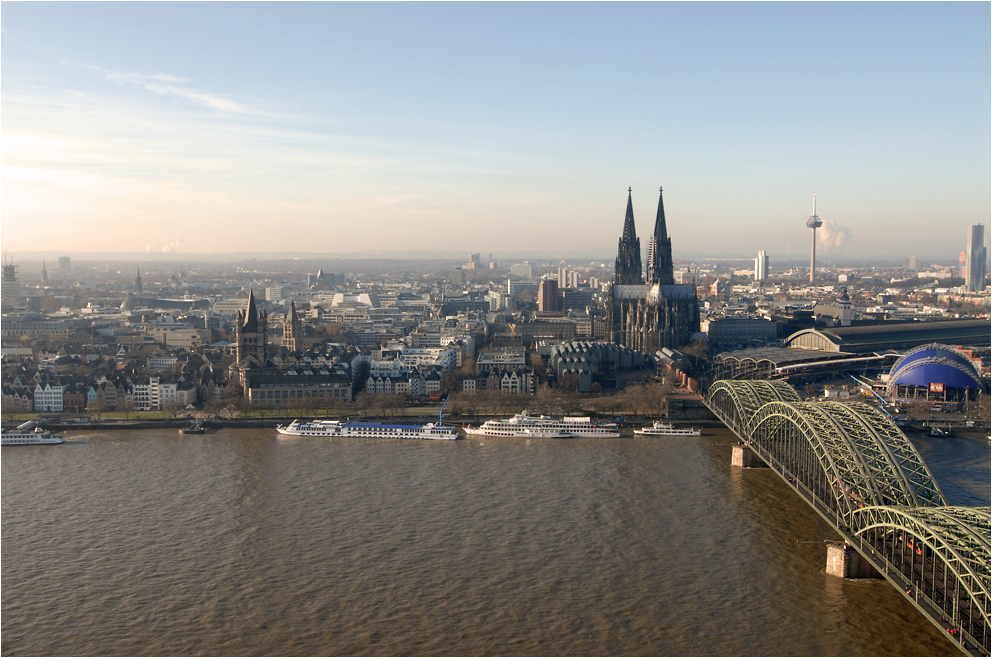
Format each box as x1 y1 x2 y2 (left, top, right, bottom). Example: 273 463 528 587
230 290 275 388
283 300 302 352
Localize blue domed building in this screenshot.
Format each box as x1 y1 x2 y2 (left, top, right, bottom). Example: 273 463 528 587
886 343 986 401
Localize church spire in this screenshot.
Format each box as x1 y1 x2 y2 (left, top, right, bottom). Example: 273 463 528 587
646 186 675 285
614 188 643 285
242 289 259 332
135 265 143 294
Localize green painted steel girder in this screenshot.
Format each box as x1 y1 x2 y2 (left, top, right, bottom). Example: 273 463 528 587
705 379 986 655
849 506 991 640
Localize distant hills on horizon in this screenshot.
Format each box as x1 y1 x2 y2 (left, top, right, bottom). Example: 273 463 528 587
4 249 962 268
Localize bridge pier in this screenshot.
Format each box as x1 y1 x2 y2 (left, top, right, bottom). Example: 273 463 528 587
825 542 880 579
731 444 767 468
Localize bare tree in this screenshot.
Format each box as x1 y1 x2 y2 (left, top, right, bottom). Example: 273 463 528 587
354 391 373 418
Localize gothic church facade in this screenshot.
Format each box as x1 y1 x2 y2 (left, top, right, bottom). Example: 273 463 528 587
607 187 699 353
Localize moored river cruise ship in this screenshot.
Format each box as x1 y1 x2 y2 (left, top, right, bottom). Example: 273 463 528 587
464 412 620 438
277 420 459 440
2 421 65 446
633 421 701 437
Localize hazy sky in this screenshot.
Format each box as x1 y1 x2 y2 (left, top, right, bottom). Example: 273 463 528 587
2 2 989 259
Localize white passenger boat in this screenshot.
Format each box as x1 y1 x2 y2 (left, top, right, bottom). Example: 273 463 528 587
1 421 65 446
633 421 701 437
277 395 459 441
463 411 619 438
277 419 459 440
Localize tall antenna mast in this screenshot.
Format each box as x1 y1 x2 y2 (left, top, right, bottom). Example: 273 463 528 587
806 191 822 283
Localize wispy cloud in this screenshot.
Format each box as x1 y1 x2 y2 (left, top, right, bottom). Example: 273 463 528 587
83 65 258 115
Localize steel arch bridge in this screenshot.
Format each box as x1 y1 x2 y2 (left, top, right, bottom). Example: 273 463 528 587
705 380 991 656
849 506 990 652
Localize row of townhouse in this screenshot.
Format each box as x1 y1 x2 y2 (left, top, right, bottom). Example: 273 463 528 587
3 375 197 413
2 379 91 413
366 368 444 397
460 368 537 395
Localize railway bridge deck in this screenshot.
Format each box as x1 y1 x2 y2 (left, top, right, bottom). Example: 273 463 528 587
704 379 990 656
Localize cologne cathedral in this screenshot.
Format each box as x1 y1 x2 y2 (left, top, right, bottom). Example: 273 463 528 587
607 187 699 352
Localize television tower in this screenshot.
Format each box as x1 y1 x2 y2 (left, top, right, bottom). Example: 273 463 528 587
806 192 822 283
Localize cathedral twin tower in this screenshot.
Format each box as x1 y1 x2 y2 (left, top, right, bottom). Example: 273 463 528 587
608 186 699 352
615 186 675 287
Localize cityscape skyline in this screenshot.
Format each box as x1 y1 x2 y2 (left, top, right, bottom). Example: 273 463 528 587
2 2 989 258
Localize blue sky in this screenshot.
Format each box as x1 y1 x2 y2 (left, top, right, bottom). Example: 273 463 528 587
2 2 989 259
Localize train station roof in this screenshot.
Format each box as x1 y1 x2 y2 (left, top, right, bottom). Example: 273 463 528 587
784 319 991 353
715 346 848 367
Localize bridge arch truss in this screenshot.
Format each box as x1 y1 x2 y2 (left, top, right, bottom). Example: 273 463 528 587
704 379 989 655
849 506 991 652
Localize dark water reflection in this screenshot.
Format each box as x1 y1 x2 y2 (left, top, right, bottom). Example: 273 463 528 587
3 427 986 656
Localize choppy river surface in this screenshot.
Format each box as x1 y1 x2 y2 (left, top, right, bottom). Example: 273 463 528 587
2 426 988 656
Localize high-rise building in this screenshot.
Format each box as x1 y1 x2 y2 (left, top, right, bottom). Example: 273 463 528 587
965 224 987 292
538 278 561 312
1 258 21 308
902 255 921 271
754 250 768 282
510 262 533 278
58 256 71 275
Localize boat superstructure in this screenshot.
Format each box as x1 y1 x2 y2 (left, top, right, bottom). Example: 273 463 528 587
277 395 459 440
277 419 459 440
633 421 701 437
464 412 619 438
1 421 65 446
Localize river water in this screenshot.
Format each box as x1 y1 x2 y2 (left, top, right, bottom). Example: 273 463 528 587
2 426 987 656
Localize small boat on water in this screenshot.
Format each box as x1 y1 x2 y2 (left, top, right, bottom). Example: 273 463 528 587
180 419 206 434
2 421 65 446
928 425 955 438
634 421 701 437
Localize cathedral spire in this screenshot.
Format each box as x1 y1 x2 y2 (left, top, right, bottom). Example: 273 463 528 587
646 185 675 285
135 265 143 294
614 188 643 285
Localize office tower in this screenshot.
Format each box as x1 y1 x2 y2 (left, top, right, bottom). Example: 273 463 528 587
58 256 71 275
754 250 768 282
510 262 533 278
965 224 987 292
538 278 561 312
